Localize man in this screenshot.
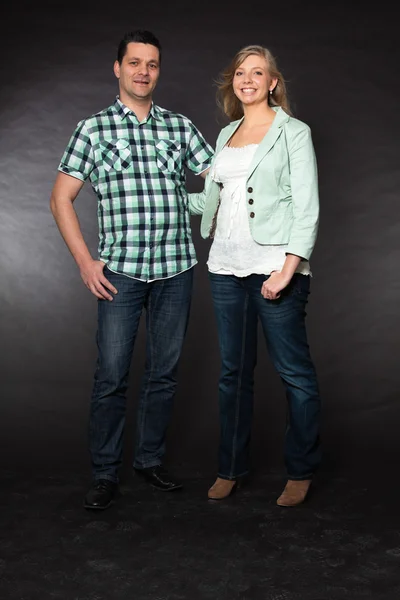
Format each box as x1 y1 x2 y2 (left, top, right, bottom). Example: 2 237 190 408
50 30 213 510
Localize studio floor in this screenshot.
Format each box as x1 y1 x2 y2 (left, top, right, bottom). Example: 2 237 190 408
1 466 400 600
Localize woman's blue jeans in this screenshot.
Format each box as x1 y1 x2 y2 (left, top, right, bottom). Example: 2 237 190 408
209 272 321 481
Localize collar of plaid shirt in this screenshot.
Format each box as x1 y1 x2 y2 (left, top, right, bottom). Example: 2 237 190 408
113 96 164 123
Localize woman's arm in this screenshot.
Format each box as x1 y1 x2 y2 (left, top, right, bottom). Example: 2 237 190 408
261 122 319 300
285 123 319 260
188 169 212 215
261 254 301 300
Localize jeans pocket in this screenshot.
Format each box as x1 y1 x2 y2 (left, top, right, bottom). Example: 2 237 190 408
290 274 310 297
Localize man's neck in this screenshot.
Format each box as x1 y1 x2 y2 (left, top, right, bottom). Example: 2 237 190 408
119 93 153 123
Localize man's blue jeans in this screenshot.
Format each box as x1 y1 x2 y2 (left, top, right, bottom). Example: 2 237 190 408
89 267 193 483
209 272 321 481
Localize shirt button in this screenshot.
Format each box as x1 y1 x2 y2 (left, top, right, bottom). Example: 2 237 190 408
250 212 255 218
248 199 254 205
248 187 253 193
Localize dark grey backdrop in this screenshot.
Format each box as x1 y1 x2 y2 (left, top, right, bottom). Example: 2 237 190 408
1 0 399 477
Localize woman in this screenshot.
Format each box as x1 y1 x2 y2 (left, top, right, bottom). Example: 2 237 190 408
190 46 321 506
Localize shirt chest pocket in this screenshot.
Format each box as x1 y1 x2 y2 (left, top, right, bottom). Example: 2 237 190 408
99 138 133 172
155 139 182 174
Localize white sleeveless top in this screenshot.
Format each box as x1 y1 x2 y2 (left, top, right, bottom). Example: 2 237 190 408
207 144 311 277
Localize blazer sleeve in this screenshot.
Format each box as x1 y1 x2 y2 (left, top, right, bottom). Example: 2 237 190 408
188 170 212 215
188 128 224 215
285 123 319 260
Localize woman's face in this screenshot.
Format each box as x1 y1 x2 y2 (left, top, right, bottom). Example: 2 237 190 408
232 54 277 107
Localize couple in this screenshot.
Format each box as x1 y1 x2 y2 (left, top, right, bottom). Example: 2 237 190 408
50 29 320 511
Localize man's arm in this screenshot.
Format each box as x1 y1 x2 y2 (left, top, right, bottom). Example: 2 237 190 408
50 172 117 301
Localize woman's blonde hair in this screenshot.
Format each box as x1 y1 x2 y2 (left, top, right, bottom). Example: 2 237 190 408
216 45 291 121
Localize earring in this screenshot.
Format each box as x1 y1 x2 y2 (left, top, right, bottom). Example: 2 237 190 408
269 89 273 95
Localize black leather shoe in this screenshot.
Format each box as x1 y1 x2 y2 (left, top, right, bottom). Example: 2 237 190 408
84 479 118 510
134 465 183 491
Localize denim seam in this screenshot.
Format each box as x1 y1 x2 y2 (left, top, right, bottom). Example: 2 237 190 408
136 293 155 466
287 473 314 481
218 469 249 481
229 292 249 479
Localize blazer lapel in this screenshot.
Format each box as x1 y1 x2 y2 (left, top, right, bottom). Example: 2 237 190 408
246 107 290 180
217 118 244 151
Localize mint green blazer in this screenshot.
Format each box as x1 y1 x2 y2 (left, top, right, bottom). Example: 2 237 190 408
189 107 319 260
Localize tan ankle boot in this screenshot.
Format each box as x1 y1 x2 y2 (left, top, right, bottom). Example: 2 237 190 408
208 477 237 500
277 479 311 507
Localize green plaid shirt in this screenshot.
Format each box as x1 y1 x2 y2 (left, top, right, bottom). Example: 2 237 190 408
58 98 213 281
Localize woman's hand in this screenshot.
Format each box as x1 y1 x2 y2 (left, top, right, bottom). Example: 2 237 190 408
261 271 291 300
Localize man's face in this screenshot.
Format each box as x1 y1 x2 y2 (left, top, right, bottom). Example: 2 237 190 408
114 42 160 102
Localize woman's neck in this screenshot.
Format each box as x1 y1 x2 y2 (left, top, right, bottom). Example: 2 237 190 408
242 103 276 128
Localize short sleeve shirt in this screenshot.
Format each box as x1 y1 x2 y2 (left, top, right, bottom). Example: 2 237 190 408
58 98 213 281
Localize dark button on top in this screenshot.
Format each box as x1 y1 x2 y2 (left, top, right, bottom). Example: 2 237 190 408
248 198 254 205
250 212 255 218
248 187 253 193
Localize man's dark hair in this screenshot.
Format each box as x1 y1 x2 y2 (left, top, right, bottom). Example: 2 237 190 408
117 30 162 64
